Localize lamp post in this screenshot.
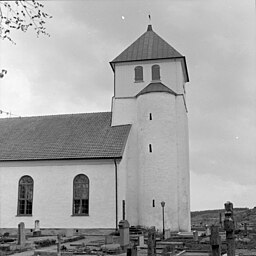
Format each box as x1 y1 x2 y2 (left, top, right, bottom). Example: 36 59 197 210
161 201 165 240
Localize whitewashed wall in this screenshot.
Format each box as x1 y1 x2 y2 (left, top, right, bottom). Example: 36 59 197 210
111 97 136 126
0 159 117 229
120 125 140 226
176 96 191 231
137 92 179 230
114 59 185 98
112 57 190 231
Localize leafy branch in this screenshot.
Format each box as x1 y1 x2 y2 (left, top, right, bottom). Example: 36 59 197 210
0 0 52 44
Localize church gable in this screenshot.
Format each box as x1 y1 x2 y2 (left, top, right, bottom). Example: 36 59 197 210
0 112 131 161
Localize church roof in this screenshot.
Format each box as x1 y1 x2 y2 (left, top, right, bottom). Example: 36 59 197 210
136 82 177 97
110 25 189 82
0 112 131 161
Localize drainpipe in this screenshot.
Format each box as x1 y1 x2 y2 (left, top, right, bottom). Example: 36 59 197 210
114 158 118 231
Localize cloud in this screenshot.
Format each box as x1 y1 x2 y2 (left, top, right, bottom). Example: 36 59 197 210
190 171 256 211
0 0 255 210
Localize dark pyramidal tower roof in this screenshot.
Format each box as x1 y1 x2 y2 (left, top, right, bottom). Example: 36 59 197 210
110 25 189 82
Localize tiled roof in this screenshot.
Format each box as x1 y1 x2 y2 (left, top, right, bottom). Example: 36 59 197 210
0 112 131 161
136 82 177 97
110 25 189 82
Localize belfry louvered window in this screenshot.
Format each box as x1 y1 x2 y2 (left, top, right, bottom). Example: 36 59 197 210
18 176 33 215
73 174 89 215
152 64 160 80
134 66 143 82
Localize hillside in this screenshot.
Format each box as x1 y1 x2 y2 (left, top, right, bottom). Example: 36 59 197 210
191 207 256 229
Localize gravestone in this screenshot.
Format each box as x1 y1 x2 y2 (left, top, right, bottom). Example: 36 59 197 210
244 223 248 236
138 235 144 247
119 220 130 250
127 245 137 256
17 222 26 246
105 235 114 244
206 225 211 236
33 220 41 236
210 225 221 256
65 229 74 237
148 226 156 256
57 234 61 256
165 229 171 239
193 230 198 242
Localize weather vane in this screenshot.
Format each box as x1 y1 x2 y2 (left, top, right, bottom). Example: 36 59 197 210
148 13 152 25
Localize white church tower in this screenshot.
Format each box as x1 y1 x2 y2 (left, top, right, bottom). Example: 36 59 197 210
110 25 190 231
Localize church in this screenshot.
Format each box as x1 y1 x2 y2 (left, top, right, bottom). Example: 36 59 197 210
0 25 191 234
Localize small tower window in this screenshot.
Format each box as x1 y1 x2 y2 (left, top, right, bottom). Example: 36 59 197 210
149 144 152 153
152 199 155 207
149 113 152 120
152 64 160 81
135 66 143 82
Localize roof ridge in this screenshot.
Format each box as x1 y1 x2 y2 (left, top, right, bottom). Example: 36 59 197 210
0 111 112 120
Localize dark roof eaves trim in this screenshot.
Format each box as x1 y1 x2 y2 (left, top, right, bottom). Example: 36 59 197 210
109 61 115 72
110 56 185 65
137 90 177 98
182 56 189 82
0 156 123 162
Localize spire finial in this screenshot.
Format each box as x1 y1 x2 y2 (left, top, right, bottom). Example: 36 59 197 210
147 13 152 31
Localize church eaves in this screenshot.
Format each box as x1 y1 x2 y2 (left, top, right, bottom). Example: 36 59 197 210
0 112 131 161
110 25 189 82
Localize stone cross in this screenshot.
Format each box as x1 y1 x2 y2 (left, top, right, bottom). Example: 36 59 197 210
17 222 26 246
224 201 235 256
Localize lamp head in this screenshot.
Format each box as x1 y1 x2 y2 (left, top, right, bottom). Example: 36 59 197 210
161 201 165 207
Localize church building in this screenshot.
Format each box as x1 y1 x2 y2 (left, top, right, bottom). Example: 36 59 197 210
0 25 191 233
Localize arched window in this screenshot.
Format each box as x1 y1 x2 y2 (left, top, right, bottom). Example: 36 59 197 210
18 176 33 215
152 64 160 81
134 66 143 82
73 174 89 215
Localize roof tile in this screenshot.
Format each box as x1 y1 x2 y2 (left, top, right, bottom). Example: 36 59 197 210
0 112 131 161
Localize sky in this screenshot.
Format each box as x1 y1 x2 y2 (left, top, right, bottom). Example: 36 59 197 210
0 0 255 211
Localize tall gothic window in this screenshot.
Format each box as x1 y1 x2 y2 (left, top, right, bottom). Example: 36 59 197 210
152 64 160 81
134 66 143 82
73 174 89 215
18 176 33 215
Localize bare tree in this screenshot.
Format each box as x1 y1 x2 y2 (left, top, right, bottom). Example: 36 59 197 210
0 0 52 44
